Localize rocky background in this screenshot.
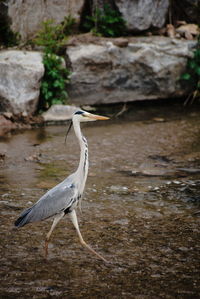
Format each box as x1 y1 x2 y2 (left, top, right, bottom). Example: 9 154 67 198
5 0 200 40
0 0 199 122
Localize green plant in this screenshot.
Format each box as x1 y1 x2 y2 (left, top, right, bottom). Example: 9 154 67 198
39 51 71 111
181 35 200 103
84 4 126 37
34 20 61 53
34 17 75 111
62 15 76 36
34 16 75 54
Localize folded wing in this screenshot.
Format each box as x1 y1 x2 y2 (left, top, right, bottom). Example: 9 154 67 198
15 180 76 227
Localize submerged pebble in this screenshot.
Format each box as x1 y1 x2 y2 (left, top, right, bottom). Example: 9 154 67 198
108 185 129 195
173 180 181 184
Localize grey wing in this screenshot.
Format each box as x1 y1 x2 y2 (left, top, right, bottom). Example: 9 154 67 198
15 179 76 227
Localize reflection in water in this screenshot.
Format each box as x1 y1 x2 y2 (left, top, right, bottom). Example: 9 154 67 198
35 127 48 143
0 102 200 298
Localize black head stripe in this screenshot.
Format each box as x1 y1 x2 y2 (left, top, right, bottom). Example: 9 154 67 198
74 111 84 115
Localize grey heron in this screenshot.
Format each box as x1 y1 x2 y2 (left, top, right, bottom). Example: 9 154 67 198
15 110 109 263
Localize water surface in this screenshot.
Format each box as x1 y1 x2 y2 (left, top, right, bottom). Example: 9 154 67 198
0 102 200 298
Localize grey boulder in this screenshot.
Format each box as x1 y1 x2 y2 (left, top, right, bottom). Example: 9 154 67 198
0 50 44 115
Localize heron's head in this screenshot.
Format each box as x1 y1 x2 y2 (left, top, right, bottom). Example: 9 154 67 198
73 110 109 122
65 110 109 143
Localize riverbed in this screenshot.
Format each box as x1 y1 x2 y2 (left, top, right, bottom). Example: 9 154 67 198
0 101 200 298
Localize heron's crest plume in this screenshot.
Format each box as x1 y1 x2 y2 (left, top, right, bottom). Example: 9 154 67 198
65 110 84 143
65 120 73 144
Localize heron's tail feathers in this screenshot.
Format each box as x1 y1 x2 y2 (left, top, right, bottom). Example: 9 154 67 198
14 207 33 227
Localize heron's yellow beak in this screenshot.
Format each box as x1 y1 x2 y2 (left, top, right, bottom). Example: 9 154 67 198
87 113 110 120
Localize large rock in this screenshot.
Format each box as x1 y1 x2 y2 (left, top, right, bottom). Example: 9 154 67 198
67 36 196 105
7 0 85 41
115 0 169 31
0 50 44 115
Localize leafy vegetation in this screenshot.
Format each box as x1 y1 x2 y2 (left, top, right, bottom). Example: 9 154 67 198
34 16 75 54
84 4 126 37
34 17 75 111
181 35 200 103
40 52 71 110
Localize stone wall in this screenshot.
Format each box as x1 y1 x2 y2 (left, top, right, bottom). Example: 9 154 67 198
3 0 199 42
0 37 196 115
0 1 198 115
6 0 170 41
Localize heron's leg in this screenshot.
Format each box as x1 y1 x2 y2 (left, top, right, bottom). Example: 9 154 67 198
69 209 108 263
45 212 64 259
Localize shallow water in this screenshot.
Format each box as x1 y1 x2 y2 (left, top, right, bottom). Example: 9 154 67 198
1 102 200 298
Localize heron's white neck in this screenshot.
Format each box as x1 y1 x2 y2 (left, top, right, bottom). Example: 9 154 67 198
73 118 89 189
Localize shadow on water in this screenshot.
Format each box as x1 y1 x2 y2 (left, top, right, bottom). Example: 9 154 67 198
0 100 200 298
